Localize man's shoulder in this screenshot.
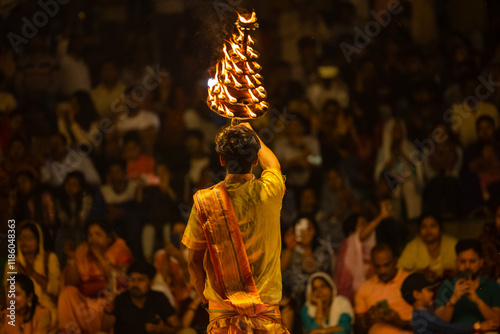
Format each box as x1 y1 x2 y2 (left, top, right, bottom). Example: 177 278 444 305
193 182 221 199
480 276 500 290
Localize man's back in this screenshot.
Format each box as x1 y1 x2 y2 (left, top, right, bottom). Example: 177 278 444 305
183 169 285 305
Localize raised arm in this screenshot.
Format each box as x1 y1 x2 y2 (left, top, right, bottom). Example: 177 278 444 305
241 122 280 171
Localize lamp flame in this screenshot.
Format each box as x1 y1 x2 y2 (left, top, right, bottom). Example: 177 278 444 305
206 11 268 119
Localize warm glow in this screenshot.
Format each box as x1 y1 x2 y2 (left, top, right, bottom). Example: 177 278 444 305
207 11 269 119
237 12 257 24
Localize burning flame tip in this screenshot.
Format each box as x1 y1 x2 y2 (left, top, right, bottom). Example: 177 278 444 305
207 11 267 119
236 12 257 24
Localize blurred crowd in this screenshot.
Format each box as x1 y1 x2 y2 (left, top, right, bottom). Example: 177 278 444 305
1 0 500 333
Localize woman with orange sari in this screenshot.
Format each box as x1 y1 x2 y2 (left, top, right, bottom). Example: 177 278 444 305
57 221 132 334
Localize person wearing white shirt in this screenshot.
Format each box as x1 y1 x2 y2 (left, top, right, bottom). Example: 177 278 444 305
40 134 101 187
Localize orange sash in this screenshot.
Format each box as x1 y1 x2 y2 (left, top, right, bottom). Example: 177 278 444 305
194 182 267 315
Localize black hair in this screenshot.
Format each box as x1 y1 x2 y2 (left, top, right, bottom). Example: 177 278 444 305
15 274 39 323
418 214 443 230
123 131 142 146
64 171 86 189
476 115 495 130
371 243 394 259
292 214 321 251
86 220 116 238
127 260 157 280
16 169 36 184
185 129 204 142
8 135 28 150
73 90 99 131
342 214 359 237
106 159 127 172
455 239 482 258
215 125 261 174
288 113 311 134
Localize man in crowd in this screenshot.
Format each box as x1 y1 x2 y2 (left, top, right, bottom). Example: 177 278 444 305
101 260 180 334
183 122 289 333
435 239 500 325
41 133 101 187
355 244 413 334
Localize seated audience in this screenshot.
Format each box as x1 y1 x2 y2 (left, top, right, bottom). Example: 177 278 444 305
318 168 362 247
400 273 499 334
91 59 127 119
181 130 211 189
1 274 52 334
56 91 100 149
0 136 39 188
115 86 160 155
301 272 354 334
3 221 60 331
435 239 500 324
54 171 105 266
463 116 497 173
472 143 500 201
398 215 457 282
450 74 499 148
101 260 182 334
122 132 156 181
282 215 335 309
461 115 498 214
273 114 322 191
422 123 463 220
479 202 500 281
152 222 190 309
57 221 132 333
354 244 413 334
335 200 393 303
40 133 101 187
9 171 56 242
374 118 424 221
140 162 183 261
100 159 141 257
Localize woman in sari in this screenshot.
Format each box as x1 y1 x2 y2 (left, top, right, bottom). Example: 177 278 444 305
301 272 354 334
282 215 335 310
4 221 60 332
2 274 52 334
57 221 132 333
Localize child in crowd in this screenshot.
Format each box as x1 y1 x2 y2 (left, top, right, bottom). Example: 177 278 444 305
400 273 498 333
